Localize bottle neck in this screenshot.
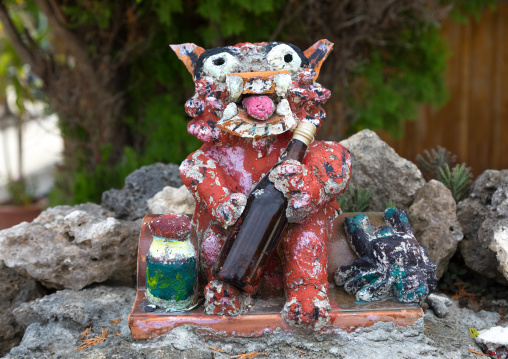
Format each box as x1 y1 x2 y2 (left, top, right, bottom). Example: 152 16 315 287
281 139 308 163
280 121 316 162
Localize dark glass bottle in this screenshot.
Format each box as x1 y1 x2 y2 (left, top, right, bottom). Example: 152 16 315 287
212 122 316 294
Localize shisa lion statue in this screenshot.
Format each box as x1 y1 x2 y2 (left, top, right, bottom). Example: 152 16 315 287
169 40 436 330
171 40 350 330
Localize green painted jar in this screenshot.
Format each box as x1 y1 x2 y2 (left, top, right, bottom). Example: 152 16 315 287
146 214 198 311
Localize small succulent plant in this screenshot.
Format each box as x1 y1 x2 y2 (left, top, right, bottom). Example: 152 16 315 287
416 146 472 202
437 163 473 202
384 199 397 209
338 184 372 213
416 146 457 181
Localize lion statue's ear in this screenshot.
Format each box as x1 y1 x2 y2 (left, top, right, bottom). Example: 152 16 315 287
170 43 206 78
303 39 333 80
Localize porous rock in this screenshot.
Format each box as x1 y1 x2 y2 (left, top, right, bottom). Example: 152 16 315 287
484 219 508 280
102 163 183 220
409 180 463 279
458 170 508 240
6 286 135 359
5 284 436 359
0 261 46 356
339 130 425 211
476 326 508 359
5 284 501 359
13 285 135 329
426 293 452 318
424 295 502 357
458 170 508 283
147 185 196 215
0 203 141 290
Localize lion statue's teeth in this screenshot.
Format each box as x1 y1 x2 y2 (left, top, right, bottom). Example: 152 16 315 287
226 75 243 101
222 103 238 121
274 73 291 97
276 99 291 116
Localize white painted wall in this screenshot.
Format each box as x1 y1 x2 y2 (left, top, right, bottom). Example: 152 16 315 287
0 114 63 202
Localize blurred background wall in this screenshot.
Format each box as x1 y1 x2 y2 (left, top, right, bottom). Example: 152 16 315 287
380 3 508 176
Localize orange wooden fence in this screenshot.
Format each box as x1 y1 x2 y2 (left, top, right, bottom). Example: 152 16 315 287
379 4 508 177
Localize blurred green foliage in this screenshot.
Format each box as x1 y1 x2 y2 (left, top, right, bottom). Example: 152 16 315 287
52 0 287 204
0 0 498 205
445 0 498 22
347 25 449 138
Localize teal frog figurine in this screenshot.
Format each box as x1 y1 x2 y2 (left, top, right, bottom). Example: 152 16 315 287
146 214 198 311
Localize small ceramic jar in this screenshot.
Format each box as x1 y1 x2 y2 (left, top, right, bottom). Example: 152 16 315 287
145 214 198 311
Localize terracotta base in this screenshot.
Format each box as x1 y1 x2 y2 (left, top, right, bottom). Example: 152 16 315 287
129 213 423 340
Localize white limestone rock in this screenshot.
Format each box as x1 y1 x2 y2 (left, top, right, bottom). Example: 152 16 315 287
147 185 196 215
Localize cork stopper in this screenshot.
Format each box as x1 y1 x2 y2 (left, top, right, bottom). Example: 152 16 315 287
148 214 192 240
292 121 316 146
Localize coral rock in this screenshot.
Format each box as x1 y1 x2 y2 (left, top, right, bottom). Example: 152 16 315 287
339 130 425 211
340 130 425 211
0 203 141 290
102 163 183 220
458 170 508 284
0 261 46 356
409 180 463 279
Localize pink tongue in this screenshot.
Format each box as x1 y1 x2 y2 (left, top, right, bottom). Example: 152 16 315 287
242 95 275 121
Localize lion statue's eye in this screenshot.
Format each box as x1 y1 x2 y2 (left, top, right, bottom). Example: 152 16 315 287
267 44 302 73
202 52 239 82
213 58 225 66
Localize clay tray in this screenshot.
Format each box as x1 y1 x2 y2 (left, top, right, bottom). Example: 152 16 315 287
129 213 423 339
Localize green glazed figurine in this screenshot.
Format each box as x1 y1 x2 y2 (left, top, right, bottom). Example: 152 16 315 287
145 214 198 311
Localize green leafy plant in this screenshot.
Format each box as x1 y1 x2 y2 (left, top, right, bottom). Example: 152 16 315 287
437 163 473 202
338 184 372 213
469 328 480 339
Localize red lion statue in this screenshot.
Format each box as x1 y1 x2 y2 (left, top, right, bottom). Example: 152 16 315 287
171 40 351 330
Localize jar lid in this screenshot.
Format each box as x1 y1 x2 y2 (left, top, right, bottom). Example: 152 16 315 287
148 214 192 240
